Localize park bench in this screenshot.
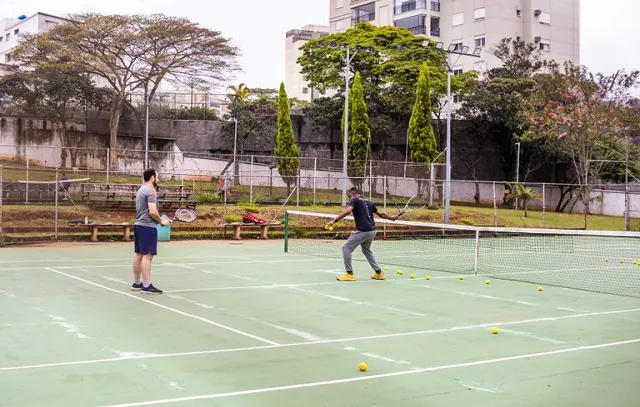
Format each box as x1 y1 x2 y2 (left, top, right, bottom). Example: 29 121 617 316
68 220 132 242
223 221 282 240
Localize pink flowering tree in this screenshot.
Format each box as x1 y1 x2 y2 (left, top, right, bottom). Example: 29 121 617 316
520 62 639 225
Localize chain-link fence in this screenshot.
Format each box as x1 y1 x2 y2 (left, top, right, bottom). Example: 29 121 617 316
1 148 638 243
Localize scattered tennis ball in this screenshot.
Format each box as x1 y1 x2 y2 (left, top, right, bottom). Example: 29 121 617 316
537 286 543 291
397 269 403 275
328 226 334 231
485 279 491 285
605 258 609 262
620 259 625 264
358 362 367 372
491 327 499 334
459 276 464 280
384 266 389 271
425 275 431 280
409 274 415 279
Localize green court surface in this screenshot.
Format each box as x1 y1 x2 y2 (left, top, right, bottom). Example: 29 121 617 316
1 240 640 406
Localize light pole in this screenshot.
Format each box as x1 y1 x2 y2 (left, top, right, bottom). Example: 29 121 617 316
515 142 521 210
422 41 482 224
233 117 238 182
144 92 150 169
327 42 373 206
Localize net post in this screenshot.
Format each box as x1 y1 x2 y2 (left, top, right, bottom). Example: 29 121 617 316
0 165 3 246
313 157 317 206
474 229 480 275
249 155 254 204
55 167 59 240
492 181 497 227
283 211 289 253
106 148 110 183
383 176 387 238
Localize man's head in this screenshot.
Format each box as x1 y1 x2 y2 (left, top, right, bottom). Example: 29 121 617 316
348 187 361 199
143 168 158 188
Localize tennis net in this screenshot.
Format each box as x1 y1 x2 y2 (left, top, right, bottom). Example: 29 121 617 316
284 210 640 298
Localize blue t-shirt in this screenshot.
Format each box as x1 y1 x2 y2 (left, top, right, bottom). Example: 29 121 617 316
349 197 377 232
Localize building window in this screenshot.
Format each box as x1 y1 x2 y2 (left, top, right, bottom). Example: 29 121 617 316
451 40 463 51
302 87 309 94
474 61 487 72
474 34 486 47
5 34 9 41
395 14 426 35
336 0 343 8
14 29 19 35
45 20 59 29
452 13 463 26
336 19 345 31
539 12 551 24
453 68 463 76
5 53 10 63
474 7 486 20
453 94 462 103
539 38 550 51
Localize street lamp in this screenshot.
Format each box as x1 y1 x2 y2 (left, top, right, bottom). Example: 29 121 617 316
515 141 521 210
422 40 482 224
327 42 374 206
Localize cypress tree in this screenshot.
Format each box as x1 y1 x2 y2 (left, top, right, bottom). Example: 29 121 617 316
274 82 300 193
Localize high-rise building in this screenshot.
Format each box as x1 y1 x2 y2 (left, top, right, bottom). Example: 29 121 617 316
329 0 580 75
0 13 69 66
284 25 330 102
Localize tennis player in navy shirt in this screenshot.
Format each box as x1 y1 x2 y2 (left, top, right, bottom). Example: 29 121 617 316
326 187 401 281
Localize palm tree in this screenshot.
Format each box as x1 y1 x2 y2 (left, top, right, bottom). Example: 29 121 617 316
505 183 541 218
226 83 251 102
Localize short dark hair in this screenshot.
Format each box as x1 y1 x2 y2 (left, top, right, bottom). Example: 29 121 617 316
143 168 157 182
348 187 361 195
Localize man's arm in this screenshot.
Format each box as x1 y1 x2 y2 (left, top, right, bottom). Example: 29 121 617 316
327 206 353 226
374 209 402 221
146 191 170 226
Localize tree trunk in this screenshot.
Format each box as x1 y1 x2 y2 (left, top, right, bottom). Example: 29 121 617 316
109 94 125 172
524 199 528 218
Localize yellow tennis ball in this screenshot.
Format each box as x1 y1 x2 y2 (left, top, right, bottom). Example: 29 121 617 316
384 266 389 271
409 274 415 279
537 286 543 291
459 276 464 280
491 327 499 334
397 270 403 275
485 279 491 285
358 362 367 372
620 259 625 264
605 258 609 262
425 275 431 280
328 226 334 231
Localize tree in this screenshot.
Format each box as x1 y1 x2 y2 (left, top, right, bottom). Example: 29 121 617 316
408 62 438 187
274 83 300 194
13 13 239 170
459 38 559 190
227 83 251 102
520 62 640 226
0 65 110 166
341 72 371 190
505 183 541 217
298 24 476 156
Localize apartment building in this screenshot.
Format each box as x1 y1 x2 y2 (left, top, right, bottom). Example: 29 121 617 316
329 0 580 75
284 24 330 102
0 13 69 65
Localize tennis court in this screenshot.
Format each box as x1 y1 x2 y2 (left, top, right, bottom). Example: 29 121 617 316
2 223 640 406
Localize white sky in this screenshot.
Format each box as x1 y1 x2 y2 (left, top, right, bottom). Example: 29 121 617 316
7 0 640 93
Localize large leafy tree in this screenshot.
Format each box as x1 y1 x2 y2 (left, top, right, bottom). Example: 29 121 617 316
459 38 559 187
298 24 475 154
274 83 300 193
341 72 371 190
0 65 110 166
408 63 438 179
13 13 239 170
520 62 640 225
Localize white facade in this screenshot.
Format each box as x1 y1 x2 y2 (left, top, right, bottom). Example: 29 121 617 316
329 0 580 75
284 24 329 102
0 13 68 64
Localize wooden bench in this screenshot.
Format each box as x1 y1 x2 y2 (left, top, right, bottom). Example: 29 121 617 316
68 220 132 242
223 222 282 240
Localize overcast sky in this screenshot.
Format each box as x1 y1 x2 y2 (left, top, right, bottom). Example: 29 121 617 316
7 0 640 93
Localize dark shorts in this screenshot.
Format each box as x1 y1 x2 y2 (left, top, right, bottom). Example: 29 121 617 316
134 225 158 256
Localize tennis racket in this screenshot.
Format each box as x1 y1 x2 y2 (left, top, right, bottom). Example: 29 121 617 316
168 208 197 223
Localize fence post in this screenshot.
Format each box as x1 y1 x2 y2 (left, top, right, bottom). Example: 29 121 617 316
25 147 29 204
0 165 3 245
296 172 300 208
542 183 546 227
383 176 387 238
493 181 497 227
55 168 59 240
369 160 373 201
313 157 317 206
250 155 254 204
106 148 110 184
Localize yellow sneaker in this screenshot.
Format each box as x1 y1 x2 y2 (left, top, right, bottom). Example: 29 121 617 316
337 273 356 281
371 272 385 280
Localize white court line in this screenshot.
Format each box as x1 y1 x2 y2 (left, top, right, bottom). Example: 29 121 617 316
3 306 640 373
44 268 279 346
499 329 567 345
0 253 298 265
100 337 640 407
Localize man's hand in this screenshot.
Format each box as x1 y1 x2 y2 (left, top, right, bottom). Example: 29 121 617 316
160 218 171 227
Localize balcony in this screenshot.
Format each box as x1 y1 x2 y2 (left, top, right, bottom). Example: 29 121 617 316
406 25 427 35
431 1 440 12
352 12 375 25
350 0 372 5
394 0 426 15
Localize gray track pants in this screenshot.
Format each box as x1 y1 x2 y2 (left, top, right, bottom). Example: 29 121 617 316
342 230 381 273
